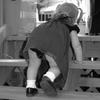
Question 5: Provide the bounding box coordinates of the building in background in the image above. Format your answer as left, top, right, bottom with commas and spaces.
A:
0, 0, 91, 35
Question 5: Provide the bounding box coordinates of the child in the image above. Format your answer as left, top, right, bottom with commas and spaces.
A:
22, 2, 83, 97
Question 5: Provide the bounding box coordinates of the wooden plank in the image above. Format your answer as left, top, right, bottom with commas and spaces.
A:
78, 34, 100, 41
0, 59, 27, 67
78, 35, 91, 41
0, 86, 99, 100
0, 59, 100, 69
69, 61, 100, 69
78, 78, 100, 87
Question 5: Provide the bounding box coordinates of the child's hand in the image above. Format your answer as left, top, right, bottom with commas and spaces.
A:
73, 60, 83, 64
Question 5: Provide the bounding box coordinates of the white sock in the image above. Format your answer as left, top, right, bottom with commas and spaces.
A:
44, 71, 56, 82
26, 80, 37, 88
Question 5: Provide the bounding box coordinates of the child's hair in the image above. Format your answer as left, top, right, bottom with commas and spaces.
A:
52, 3, 80, 26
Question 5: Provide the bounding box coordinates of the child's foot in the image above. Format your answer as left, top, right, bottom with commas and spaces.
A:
40, 76, 57, 97
26, 88, 38, 97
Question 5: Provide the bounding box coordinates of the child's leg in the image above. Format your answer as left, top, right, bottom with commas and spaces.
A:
44, 54, 60, 82
40, 54, 60, 96
26, 49, 41, 88
26, 49, 41, 96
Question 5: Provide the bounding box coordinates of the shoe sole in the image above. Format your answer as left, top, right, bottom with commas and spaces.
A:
26, 89, 38, 97
26, 92, 38, 97
40, 80, 57, 96
26, 94, 35, 97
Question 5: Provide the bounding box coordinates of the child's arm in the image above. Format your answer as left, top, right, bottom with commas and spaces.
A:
70, 30, 82, 62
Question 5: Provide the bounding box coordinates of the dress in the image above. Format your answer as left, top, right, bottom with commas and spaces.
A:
22, 19, 79, 89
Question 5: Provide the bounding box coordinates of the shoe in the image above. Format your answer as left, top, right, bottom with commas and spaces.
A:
26, 88, 38, 97
40, 76, 57, 97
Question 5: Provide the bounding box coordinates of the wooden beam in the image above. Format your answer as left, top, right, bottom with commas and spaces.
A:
0, 59, 100, 69
0, 59, 27, 67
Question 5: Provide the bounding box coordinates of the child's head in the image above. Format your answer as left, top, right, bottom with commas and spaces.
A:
53, 3, 81, 26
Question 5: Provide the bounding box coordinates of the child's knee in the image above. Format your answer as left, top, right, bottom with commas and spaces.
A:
45, 54, 61, 75
45, 54, 57, 67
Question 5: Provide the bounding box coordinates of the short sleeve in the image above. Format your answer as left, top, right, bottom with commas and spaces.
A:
68, 25, 80, 33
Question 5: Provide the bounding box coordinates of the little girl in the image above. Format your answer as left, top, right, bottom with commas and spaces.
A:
22, 2, 83, 97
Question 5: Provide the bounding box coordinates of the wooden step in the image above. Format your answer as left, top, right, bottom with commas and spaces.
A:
0, 86, 100, 100
0, 59, 100, 69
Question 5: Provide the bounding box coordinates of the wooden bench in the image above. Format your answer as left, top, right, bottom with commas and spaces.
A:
0, 59, 100, 88
0, 59, 100, 100
1, 59, 100, 87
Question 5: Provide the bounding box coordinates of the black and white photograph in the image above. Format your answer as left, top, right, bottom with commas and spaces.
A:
1, 0, 100, 100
